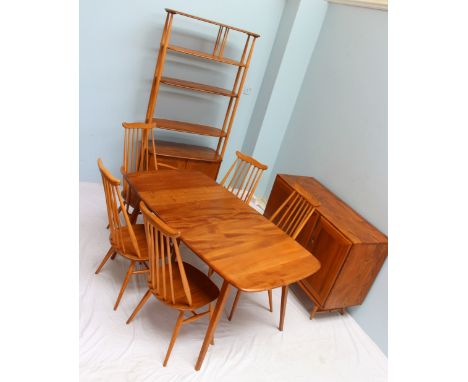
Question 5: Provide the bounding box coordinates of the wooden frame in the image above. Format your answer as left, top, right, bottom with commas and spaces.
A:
126, 201, 219, 367
143, 9, 260, 179
95, 159, 149, 310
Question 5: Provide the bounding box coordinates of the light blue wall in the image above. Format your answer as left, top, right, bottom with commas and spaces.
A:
80, 0, 285, 181
269, 4, 388, 354
245, 0, 328, 197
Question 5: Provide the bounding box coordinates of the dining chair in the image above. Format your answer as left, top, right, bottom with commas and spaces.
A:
95, 158, 149, 310
207, 150, 268, 279
120, 122, 176, 219
126, 201, 220, 367
227, 184, 320, 324
220, 150, 268, 204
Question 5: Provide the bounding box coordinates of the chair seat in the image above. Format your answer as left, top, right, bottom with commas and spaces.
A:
151, 262, 219, 310
111, 224, 148, 261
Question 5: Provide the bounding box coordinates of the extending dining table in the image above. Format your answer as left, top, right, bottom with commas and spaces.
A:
125, 169, 321, 370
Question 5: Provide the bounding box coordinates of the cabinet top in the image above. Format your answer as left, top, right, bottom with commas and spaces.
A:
278, 174, 387, 244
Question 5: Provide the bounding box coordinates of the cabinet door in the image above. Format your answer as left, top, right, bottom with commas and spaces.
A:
301, 216, 352, 304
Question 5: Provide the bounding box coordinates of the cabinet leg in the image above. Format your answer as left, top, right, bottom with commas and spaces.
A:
310, 305, 319, 320
339, 308, 346, 315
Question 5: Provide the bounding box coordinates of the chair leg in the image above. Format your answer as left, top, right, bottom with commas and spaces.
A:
279, 285, 289, 331
207, 268, 214, 277
209, 303, 214, 345
111, 252, 117, 260
163, 311, 185, 367
126, 289, 152, 324
228, 289, 242, 321
267, 289, 273, 312
310, 305, 319, 319
95, 247, 114, 274
114, 261, 135, 311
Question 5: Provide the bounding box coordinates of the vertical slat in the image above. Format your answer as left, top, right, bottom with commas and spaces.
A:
292, 207, 316, 240
235, 161, 250, 197
219, 155, 237, 187
155, 230, 160, 294
219, 28, 229, 58
226, 158, 242, 190
173, 238, 192, 306
160, 230, 166, 300
166, 237, 175, 304
276, 193, 300, 228
287, 197, 307, 236
245, 168, 261, 203
213, 26, 223, 56
239, 166, 256, 201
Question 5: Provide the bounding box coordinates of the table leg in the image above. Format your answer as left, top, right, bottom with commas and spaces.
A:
195, 280, 231, 371
279, 285, 289, 331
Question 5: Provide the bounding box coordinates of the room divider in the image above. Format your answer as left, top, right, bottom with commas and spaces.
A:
144, 8, 259, 179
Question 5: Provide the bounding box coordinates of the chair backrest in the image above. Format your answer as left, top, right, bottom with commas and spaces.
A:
220, 151, 268, 204
269, 184, 321, 240
97, 158, 142, 258
122, 122, 159, 175
140, 201, 192, 307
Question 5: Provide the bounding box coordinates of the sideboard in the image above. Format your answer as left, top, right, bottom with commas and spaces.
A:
264, 174, 388, 318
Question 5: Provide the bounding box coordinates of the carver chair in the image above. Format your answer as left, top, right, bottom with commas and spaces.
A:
126, 201, 220, 367
95, 159, 149, 310
228, 184, 320, 327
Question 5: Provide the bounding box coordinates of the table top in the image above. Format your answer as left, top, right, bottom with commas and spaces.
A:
126, 170, 321, 292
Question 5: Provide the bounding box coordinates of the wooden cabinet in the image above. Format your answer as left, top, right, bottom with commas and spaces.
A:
264, 174, 388, 318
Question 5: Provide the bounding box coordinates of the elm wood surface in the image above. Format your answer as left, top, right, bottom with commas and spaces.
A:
144, 9, 259, 179
152, 118, 226, 137
96, 159, 149, 310
125, 170, 321, 370
264, 174, 388, 317
167, 44, 244, 67
160, 76, 237, 97
127, 202, 219, 366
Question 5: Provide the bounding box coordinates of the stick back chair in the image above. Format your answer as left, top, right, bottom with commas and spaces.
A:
126, 201, 220, 367
220, 150, 268, 204
228, 184, 320, 323
121, 122, 176, 215
95, 159, 149, 310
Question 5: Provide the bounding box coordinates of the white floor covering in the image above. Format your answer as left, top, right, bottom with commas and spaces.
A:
80, 181, 387, 381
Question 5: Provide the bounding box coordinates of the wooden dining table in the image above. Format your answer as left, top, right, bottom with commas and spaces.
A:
125, 169, 321, 370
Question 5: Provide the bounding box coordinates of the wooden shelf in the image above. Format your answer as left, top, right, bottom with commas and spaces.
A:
167, 45, 244, 67
160, 76, 237, 97
153, 118, 226, 137
152, 140, 222, 163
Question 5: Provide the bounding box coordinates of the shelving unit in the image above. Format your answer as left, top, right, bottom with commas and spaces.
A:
145, 8, 259, 179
